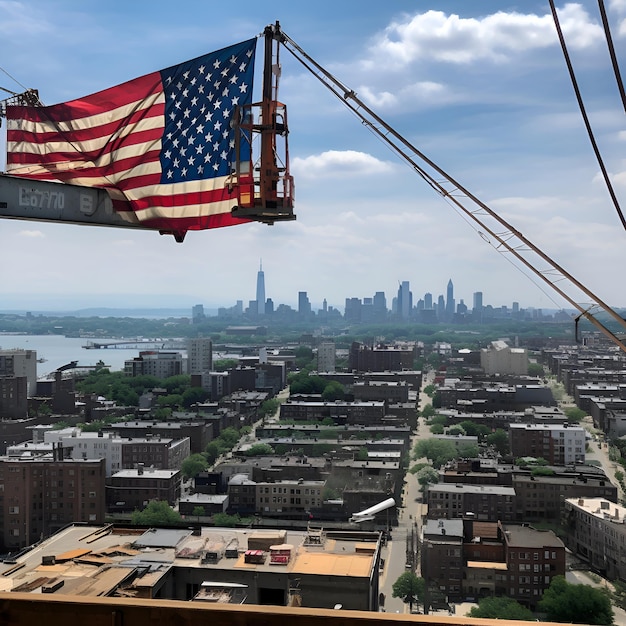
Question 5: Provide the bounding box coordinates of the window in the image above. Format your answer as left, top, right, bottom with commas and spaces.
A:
9, 506, 18, 514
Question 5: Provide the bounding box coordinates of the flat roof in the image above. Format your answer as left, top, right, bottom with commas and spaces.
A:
0, 524, 380, 596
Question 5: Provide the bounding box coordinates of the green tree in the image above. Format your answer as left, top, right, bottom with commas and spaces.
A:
430, 423, 444, 434
413, 438, 458, 468
213, 358, 238, 371
528, 362, 545, 376
486, 428, 510, 456
468, 596, 535, 620
415, 466, 439, 491
459, 420, 490, 438
447, 424, 466, 436
212, 512, 241, 527
244, 443, 275, 456
181, 453, 209, 479
182, 386, 209, 408
321, 381, 346, 401
355, 447, 368, 461
421, 404, 436, 419
259, 398, 280, 419
192, 506, 205, 520
131, 500, 182, 526
564, 407, 586, 423
423, 384, 437, 397
392, 572, 425, 613
538, 575, 614, 625
157, 393, 184, 408
219, 427, 241, 449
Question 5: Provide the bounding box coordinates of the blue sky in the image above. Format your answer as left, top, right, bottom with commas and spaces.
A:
1, 0, 626, 313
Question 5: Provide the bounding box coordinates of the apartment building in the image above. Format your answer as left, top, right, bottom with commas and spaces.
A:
0, 454, 105, 550
509, 423, 586, 465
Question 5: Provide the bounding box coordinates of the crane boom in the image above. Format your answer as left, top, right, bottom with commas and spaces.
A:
275, 26, 626, 353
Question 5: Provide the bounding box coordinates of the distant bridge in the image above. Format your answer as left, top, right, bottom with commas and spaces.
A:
82, 339, 186, 350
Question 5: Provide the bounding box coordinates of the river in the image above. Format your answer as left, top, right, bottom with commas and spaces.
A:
0, 334, 166, 377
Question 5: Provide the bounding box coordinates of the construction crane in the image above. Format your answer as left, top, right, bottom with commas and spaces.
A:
0, 24, 294, 242
269, 24, 626, 354
2, 21, 626, 352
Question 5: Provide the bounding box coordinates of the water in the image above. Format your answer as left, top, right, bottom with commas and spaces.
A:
0, 334, 153, 377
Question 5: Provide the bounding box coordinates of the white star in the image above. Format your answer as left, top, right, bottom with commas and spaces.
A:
222, 87, 229, 97
176, 81, 183, 90
182, 88, 189, 98
198, 165, 204, 174
204, 153, 211, 163
190, 77, 197, 86
198, 64, 205, 74
196, 145, 204, 154
173, 138, 180, 148
213, 163, 219, 171
169, 112, 176, 121
181, 166, 188, 176
174, 100, 181, 110
239, 83, 248, 93
198, 84, 205, 94
173, 157, 180, 168
213, 59, 221, 69
191, 97, 198, 107
188, 156, 195, 166
188, 135, 196, 145
196, 124, 204, 134
180, 147, 187, 156
220, 149, 228, 160
164, 149, 172, 159
205, 132, 213, 142
213, 99, 222, 110
239, 62, 247, 72
231, 96, 240, 106
183, 108, 191, 119
222, 107, 231, 118
167, 170, 173, 178
230, 75, 239, 84
183, 70, 190, 79
214, 121, 222, 131
229, 54, 237, 64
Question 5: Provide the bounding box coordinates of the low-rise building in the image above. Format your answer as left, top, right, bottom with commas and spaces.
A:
106, 466, 181, 510
563, 497, 626, 581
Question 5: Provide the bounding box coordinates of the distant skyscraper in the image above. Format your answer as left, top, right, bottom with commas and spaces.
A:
317, 341, 336, 373
445, 279, 455, 320
397, 281, 412, 319
256, 260, 266, 316
298, 291, 311, 317
473, 291, 483, 311
187, 337, 212, 374
473, 291, 483, 322
424, 292, 433, 309
191, 304, 205, 324
373, 291, 387, 317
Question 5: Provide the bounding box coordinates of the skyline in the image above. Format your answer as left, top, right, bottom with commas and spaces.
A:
1, 1, 626, 312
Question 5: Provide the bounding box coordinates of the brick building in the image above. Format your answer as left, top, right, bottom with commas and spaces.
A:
0, 454, 105, 550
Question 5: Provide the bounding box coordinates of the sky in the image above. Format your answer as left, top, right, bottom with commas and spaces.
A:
1, 1, 626, 314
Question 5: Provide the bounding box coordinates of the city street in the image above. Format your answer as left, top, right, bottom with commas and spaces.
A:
379, 370, 435, 614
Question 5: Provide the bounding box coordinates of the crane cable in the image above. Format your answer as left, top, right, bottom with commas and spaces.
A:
548, 0, 626, 232
597, 0, 626, 115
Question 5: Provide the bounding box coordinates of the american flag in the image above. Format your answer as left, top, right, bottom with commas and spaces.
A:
6, 38, 257, 236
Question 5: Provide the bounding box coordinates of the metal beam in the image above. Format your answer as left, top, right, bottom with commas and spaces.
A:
0, 174, 151, 231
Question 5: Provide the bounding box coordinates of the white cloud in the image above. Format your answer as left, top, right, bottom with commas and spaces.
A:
0, 1, 50, 36
610, 0, 626, 13
18, 230, 44, 238
368, 5, 602, 68
292, 150, 394, 179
